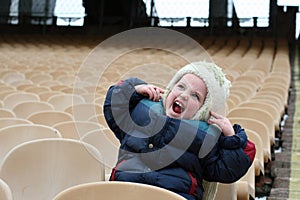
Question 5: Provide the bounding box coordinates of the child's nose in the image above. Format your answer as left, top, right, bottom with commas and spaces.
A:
180, 92, 188, 100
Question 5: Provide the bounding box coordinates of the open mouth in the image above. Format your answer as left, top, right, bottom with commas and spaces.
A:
172, 100, 184, 114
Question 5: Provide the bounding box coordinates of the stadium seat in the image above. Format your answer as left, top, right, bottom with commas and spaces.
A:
53, 121, 104, 139
0, 178, 12, 200
0, 108, 16, 118
239, 101, 281, 132
12, 101, 54, 118
0, 118, 32, 129
64, 103, 102, 121
0, 138, 104, 200
53, 181, 186, 200
229, 117, 271, 163
215, 183, 237, 200
2, 92, 40, 109
80, 129, 120, 180
227, 107, 275, 146
0, 124, 61, 164
27, 110, 73, 126
47, 94, 85, 111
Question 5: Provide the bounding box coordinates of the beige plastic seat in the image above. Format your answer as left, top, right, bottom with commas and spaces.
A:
236, 163, 255, 200
2, 71, 25, 85
23, 85, 51, 95
13, 101, 54, 118
0, 138, 105, 200
50, 85, 71, 92
251, 94, 285, 116
227, 93, 242, 108
243, 129, 264, 176
81, 129, 120, 179
15, 83, 35, 91
29, 74, 53, 84
53, 181, 186, 200
47, 94, 85, 111
0, 178, 12, 200
239, 101, 281, 132
2, 92, 40, 109
0, 109, 16, 118
259, 85, 289, 108
56, 75, 76, 85
54, 121, 104, 139
0, 124, 61, 164
38, 91, 64, 102
0, 118, 32, 129
226, 98, 235, 112
227, 107, 275, 146
215, 183, 237, 200
64, 103, 102, 121
229, 117, 271, 163
27, 111, 73, 126
88, 114, 108, 128
0, 91, 16, 101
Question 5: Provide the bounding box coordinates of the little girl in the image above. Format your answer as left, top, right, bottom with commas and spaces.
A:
103, 61, 256, 200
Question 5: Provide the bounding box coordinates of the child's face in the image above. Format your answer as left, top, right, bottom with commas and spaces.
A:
165, 74, 207, 120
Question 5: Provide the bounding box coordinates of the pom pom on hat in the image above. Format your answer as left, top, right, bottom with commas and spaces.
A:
163, 61, 231, 121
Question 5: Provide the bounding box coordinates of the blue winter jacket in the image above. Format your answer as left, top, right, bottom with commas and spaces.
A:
103, 78, 255, 200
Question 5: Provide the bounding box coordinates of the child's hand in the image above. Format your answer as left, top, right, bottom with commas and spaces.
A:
135, 84, 165, 102
208, 111, 235, 136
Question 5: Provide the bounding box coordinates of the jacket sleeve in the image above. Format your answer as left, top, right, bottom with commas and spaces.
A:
103, 78, 147, 141
202, 124, 256, 183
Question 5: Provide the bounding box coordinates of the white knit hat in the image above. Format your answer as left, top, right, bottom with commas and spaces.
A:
163, 61, 231, 121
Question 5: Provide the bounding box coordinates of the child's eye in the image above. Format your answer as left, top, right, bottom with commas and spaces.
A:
192, 93, 200, 101
177, 84, 184, 90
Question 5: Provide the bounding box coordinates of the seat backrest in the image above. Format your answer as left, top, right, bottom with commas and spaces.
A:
0, 118, 32, 129
80, 129, 120, 176
227, 106, 275, 145
47, 94, 85, 111
64, 103, 102, 121
0, 124, 61, 164
0, 138, 105, 200
27, 110, 73, 126
13, 101, 54, 118
215, 183, 237, 200
239, 100, 281, 131
229, 117, 271, 162
0, 178, 13, 200
0, 109, 16, 118
3, 92, 40, 109
243, 129, 264, 176
53, 181, 186, 200
54, 121, 103, 139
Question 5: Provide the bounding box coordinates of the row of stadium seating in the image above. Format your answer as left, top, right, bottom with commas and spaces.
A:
0, 34, 291, 200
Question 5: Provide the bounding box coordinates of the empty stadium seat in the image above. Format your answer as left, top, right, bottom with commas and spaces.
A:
0, 138, 105, 200
12, 101, 54, 118
0, 108, 16, 118
0, 178, 12, 200
80, 129, 120, 179
0, 124, 61, 164
54, 121, 104, 139
47, 94, 85, 111
53, 181, 186, 200
64, 103, 102, 121
2, 92, 40, 109
0, 118, 33, 129
27, 110, 73, 126
229, 117, 271, 163
227, 107, 275, 146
